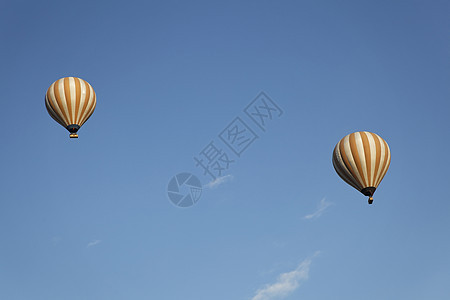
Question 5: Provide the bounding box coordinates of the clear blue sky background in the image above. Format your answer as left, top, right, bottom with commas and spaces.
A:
1, 0, 449, 299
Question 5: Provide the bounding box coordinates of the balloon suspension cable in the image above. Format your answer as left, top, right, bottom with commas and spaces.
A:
368, 197, 373, 205
67, 124, 80, 139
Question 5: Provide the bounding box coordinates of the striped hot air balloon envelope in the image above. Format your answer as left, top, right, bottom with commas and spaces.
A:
45, 77, 96, 138
332, 131, 391, 204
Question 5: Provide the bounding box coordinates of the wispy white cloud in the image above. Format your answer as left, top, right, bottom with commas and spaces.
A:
86, 240, 101, 248
303, 198, 333, 220
204, 175, 233, 189
252, 252, 320, 300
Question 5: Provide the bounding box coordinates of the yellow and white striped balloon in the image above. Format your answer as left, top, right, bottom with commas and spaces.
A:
45, 77, 96, 138
332, 131, 391, 204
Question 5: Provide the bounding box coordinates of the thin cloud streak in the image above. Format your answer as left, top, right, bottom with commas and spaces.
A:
303, 198, 333, 220
251, 252, 320, 300
86, 240, 101, 248
204, 175, 233, 189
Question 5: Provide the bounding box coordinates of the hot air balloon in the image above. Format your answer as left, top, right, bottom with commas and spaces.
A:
45, 77, 96, 138
332, 131, 391, 204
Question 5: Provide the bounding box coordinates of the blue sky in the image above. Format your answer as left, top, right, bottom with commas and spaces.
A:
1, 0, 449, 299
